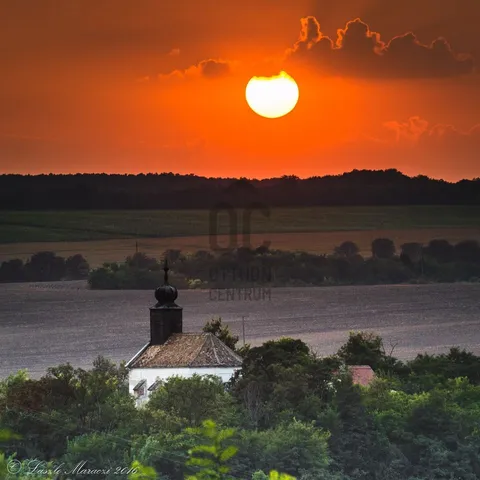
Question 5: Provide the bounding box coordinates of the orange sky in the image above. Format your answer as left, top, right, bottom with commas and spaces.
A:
1, 0, 479, 180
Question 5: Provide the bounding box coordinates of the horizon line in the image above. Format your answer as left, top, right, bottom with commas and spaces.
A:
1, 168, 479, 184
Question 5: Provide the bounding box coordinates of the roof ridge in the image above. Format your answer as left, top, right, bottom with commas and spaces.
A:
188, 333, 210, 366
210, 334, 221, 364
207, 334, 244, 363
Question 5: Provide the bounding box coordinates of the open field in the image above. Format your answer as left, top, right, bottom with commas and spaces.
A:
1, 281, 480, 378
2, 228, 480, 267
1, 206, 480, 243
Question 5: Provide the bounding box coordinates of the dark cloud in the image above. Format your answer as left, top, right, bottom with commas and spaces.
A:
287, 16, 475, 78
198, 59, 231, 78
160, 59, 232, 80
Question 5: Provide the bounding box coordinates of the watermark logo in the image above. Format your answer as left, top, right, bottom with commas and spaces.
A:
206, 181, 274, 301
6, 459, 21, 475
209, 201, 271, 251
7, 459, 138, 477
208, 265, 273, 284
208, 179, 271, 251
209, 286, 271, 302
208, 263, 273, 301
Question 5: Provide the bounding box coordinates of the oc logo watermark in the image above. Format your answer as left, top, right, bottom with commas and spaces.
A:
209, 201, 271, 252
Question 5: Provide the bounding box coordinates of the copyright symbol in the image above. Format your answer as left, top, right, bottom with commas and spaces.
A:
7, 459, 22, 474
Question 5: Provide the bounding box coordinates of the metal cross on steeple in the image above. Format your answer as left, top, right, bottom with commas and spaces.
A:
163, 257, 169, 285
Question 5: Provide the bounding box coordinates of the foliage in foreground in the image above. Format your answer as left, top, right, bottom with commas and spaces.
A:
2, 331, 480, 479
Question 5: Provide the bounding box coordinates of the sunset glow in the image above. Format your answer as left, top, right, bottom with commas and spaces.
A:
245, 72, 299, 119
0, 1, 479, 180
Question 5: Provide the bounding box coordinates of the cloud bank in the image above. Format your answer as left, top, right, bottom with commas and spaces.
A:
287, 17, 475, 78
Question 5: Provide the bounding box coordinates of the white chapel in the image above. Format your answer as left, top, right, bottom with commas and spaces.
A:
126, 260, 243, 405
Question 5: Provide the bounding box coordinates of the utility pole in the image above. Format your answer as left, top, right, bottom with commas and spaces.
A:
242, 315, 246, 346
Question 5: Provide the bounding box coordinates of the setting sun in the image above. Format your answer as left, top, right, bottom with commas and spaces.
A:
245, 71, 299, 119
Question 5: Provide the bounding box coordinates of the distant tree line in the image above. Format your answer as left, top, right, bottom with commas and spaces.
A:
2, 238, 479, 286
1, 169, 480, 210
0, 252, 89, 282
3, 327, 480, 478
88, 238, 480, 289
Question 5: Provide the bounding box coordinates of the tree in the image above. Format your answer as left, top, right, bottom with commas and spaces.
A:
203, 317, 239, 351
337, 331, 384, 368
328, 382, 407, 479
24, 252, 66, 281
334, 241, 360, 257
0, 376, 70, 459
336, 331, 407, 375
65, 254, 90, 279
87, 266, 118, 289
0, 357, 131, 460
126, 252, 159, 270
408, 347, 480, 385
61, 432, 131, 478
424, 239, 454, 263
371, 238, 395, 259
164, 249, 183, 265
127, 421, 297, 480
255, 245, 270, 255
232, 339, 339, 428
454, 240, 480, 263
400, 242, 423, 265
0, 259, 26, 282
147, 375, 230, 427
233, 421, 329, 478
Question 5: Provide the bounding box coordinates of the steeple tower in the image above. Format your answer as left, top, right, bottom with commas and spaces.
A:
150, 258, 183, 345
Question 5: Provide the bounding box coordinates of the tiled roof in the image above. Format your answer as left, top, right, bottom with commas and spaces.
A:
349, 365, 375, 386
128, 333, 243, 369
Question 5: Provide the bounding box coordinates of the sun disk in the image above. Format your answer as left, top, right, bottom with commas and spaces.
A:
245, 71, 299, 119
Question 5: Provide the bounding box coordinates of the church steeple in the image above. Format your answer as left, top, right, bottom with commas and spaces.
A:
154, 258, 179, 307
150, 256, 183, 345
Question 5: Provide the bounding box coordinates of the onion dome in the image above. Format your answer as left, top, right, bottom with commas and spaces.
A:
154, 258, 178, 306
